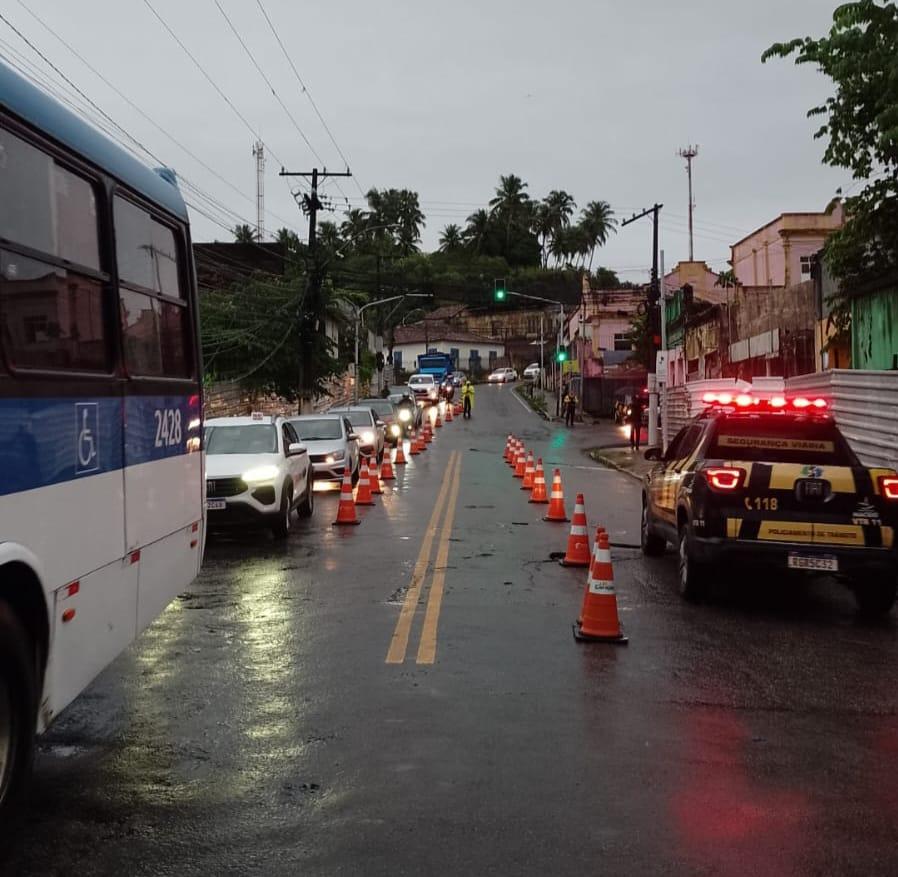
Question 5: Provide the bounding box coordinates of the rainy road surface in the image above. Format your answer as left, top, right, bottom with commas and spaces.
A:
6, 385, 898, 876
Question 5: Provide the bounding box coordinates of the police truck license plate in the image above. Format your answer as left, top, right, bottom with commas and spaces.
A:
787, 553, 838, 572
206, 499, 226, 511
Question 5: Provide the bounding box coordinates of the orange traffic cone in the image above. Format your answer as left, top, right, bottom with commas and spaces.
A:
446, 404, 453, 422
435, 410, 443, 427
503, 435, 514, 462
543, 469, 569, 521
529, 458, 548, 503
355, 458, 376, 505
416, 428, 427, 452
514, 447, 527, 478
560, 495, 591, 565
333, 468, 360, 526
381, 452, 396, 481
424, 422, 433, 444
577, 525, 606, 621
574, 533, 627, 644
409, 430, 421, 456
369, 456, 383, 494
395, 440, 407, 465
521, 451, 535, 490
510, 440, 522, 467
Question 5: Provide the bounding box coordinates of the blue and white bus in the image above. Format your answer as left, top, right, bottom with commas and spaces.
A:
0, 59, 204, 816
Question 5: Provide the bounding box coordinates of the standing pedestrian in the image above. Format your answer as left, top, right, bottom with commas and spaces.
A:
629, 392, 644, 451
564, 391, 577, 427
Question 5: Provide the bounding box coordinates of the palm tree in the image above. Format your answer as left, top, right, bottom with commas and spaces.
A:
317, 220, 342, 256
579, 200, 617, 271
439, 223, 463, 252
233, 223, 256, 243
549, 226, 575, 268
341, 209, 371, 249
489, 174, 530, 250
543, 190, 576, 230
715, 269, 737, 288
463, 209, 491, 255
531, 202, 554, 268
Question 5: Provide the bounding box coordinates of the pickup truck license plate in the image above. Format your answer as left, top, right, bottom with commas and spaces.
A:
787, 553, 838, 572
205, 499, 226, 511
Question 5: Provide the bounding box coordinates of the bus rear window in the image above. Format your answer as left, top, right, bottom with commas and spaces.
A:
707, 416, 857, 465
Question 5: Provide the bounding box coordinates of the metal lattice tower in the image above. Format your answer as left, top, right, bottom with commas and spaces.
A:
677, 145, 699, 261
253, 141, 265, 241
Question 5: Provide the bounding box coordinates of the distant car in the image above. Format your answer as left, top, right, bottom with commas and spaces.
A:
328, 406, 386, 462
523, 362, 542, 380
205, 414, 314, 538
288, 414, 360, 484
451, 372, 467, 387
487, 367, 517, 384
388, 392, 423, 434
360, 398, 403, 445
408, 373, 439, 404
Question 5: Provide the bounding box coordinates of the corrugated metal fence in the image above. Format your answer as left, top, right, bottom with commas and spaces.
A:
785, 370, 898, 469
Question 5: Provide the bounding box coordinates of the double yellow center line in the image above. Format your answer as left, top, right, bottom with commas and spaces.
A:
386, 449, 462, 665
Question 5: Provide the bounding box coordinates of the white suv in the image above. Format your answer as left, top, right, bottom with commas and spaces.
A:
205, 414, 314, 538
488, 367, 517, 383
408, 374, 439, 403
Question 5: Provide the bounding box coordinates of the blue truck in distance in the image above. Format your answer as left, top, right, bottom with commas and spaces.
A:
417, 352, 454, 399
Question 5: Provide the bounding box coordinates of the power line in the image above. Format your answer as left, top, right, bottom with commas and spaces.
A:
9, 0, 300, 233
255, 0, 365, 202
213, 0, 325, 166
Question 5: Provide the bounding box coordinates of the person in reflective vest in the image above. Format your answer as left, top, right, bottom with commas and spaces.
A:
462, 380, 475, 419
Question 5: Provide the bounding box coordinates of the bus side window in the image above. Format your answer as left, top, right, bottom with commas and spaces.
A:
115, 194, 191, 379
0, 125, 109, 372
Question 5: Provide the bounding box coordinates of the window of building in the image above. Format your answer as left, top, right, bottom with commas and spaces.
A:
115, 195, 190, 377
393, 350, 402, 370
488, 350, 497, 366
613, 332, 631, 351
449, 347, 459, 367
800, 255, 813, 277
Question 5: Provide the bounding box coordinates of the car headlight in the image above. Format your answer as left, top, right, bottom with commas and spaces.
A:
361, 430, 375, 444
242, 464, 279, 484
429, 389, 438, 399
390, 424, 401, 437
324, 450, 345, 464
398, 408, 411, 422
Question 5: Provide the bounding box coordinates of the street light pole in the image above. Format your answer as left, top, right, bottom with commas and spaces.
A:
354, 294, 430, 403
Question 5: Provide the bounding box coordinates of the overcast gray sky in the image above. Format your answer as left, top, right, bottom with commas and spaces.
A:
1, 0, 846, 279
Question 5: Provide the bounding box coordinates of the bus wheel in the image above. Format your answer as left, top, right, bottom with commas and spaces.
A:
0, 601, 37, 832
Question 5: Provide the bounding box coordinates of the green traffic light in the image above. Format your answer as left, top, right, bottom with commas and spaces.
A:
495, 288, 506, 301
556, 350, 567, 363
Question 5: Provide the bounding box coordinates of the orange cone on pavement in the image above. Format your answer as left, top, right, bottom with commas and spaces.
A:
369, 456, 384, 494
560, 495, 591, 565
416, 428, 427, 452
543, 469, 569, 521
395, 440, 407, 465
521, 451, 535, 490
503, 435, 513, 462
332, 468, 361, 526
424, 422, 433, 443
355, 458, 376, 505
381, 453, 396, 480
514, 447, 527, 478
409, 430, 420, 455
446, 404, 453, 422
435, 409, 443, 427
510, 439, 522, 467
574, 533, 628, 644
529, 458, 548, 503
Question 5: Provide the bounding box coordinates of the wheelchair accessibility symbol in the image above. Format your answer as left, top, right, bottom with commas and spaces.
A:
75, 402, 100, 474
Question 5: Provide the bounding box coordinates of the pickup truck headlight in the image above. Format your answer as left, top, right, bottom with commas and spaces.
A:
361, 430, 375, 445
242, 464, 279, 484
398, 408, 411, 422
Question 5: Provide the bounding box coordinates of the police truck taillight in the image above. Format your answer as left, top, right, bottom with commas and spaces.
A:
879, 476, 898, 500
702, 467, 746, 492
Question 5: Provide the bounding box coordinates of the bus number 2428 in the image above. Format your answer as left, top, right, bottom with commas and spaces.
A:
154, 408, 182, 447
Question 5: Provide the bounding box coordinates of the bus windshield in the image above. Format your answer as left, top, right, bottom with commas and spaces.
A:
205, 425, 277, 454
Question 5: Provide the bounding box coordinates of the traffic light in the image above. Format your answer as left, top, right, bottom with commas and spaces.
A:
556, 349, 568, 363
494, 278, 506, 301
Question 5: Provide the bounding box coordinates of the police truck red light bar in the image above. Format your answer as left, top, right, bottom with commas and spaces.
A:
703, 467, 745, 491
770, 396, 787, 408
735, 394, 753, 407
879, 476, 898, 500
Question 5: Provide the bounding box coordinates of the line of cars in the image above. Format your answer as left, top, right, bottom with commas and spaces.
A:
204, 395, 416, 539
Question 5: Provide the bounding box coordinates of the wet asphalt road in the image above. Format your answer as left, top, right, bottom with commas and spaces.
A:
6, 386, 898, 876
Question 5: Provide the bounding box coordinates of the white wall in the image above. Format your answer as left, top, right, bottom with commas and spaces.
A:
392, 339, 506, 374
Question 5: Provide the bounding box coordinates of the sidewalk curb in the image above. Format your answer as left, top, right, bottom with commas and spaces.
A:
513, 386, 550, 420
589, 451, 645, 484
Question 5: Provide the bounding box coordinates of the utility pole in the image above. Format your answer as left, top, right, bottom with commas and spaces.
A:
677, 145, 699, 261
253, 141, 265, 241
279, 166, 353, 412
621, 203, 663, 447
